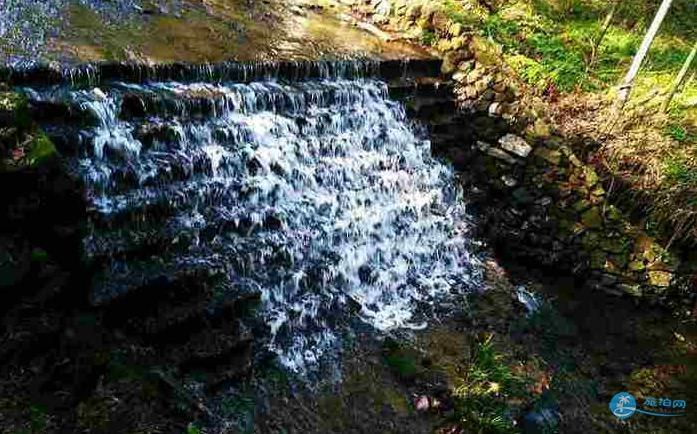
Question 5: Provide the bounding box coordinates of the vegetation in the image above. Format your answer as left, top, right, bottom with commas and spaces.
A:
387, 0, 696, 244
451, 335, 525, 433
0, 90, 57, 171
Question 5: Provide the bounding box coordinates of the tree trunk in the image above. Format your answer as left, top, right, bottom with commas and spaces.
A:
590, 0, 620, 68
614, 0, 673, 111
662, 41, 697, 112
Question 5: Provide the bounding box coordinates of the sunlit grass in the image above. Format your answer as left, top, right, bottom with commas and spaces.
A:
451, 335, 525, 433
480, 1, 692, 92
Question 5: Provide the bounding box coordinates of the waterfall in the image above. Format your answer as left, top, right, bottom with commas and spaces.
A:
24, 61, 481, 373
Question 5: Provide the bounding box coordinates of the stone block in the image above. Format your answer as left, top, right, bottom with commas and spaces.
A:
498, 134, 532, 158
485, 147, 519, 165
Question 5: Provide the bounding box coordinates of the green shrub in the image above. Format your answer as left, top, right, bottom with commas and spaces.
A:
384, 352, 421, 379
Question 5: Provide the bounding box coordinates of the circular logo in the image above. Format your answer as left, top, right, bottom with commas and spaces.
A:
609, 392, 637, 419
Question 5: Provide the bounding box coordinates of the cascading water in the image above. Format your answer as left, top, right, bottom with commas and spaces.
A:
23, 61, 481, 373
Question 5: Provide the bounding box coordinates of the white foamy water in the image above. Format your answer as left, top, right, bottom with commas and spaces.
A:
29, 75, 481, 373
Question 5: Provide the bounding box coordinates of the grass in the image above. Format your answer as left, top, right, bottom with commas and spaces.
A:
451, 335, 526, 433
442, 0, 486, 27
666, 122, 696, 144
481, 3, 693, 92
420, 29, 437, 46
664, 157, 697, 186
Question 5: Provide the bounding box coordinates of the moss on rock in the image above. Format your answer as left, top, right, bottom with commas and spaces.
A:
1, 89, 58, 171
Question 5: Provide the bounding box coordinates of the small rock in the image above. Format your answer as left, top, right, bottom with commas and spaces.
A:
476, 141, 491, 151
535, 196, 552, 207
501, 174, 518, 187
414, 395, 430, 411
492, 80, 507, 93
568, 154, 582, 167
92, 88, 107, 101
485, 147, 519, 165
442, 51, 469, 74
452, 71, 466, 82
374, 0, 392, 17
498, 134, 532, 158
516, 286, 541, 315
474, 78, 489, 94
465, 68, 481, 84
603, 259, 621, 275
430, 10, 450, 33
618, 284, 642, 297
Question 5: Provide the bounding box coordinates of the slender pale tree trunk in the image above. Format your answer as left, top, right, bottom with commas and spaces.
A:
614, 0, 673, 111
662, 41, 697, 112
590, 0, 620, 68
